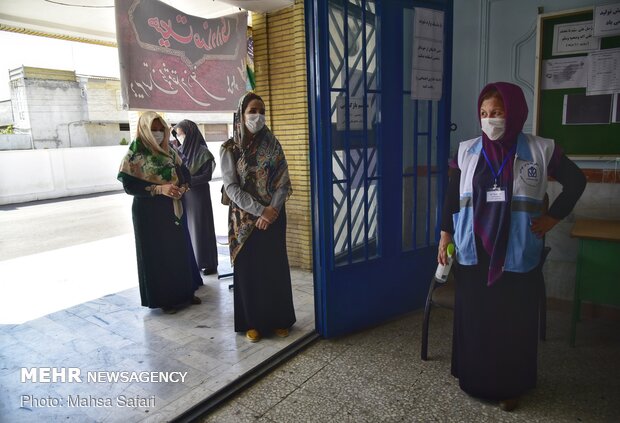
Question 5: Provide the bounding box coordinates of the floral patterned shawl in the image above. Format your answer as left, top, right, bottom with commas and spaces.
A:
223, 92, 292, 263
118, 111, 185, 221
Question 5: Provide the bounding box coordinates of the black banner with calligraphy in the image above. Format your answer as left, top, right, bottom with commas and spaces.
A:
115, 0, 247, 111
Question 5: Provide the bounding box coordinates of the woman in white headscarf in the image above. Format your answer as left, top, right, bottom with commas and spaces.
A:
118, 111, 202, 314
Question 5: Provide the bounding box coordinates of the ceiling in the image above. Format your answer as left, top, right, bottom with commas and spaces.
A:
0, 0, 294, 44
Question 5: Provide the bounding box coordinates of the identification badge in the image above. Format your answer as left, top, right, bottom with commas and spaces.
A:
486, 187, 506, 202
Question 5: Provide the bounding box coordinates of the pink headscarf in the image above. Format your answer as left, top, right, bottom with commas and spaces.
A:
474, 82, 528, 285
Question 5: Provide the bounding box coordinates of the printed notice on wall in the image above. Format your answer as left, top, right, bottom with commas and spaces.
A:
542, 57, 587, 90
552, 21, 599, 56
587, 48, 620, 96
594, 3, 620, 37
336, 96, 368, 131
411, 7, 444, 101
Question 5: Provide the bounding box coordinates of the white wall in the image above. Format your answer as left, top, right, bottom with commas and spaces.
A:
0, 146, 126, 205
78, 77, 127, 123
450, 0, 619, 152
67, 122, 129, 147
0, 100, 12, 126
0, 134, 32, 150
26, 79, 83, 149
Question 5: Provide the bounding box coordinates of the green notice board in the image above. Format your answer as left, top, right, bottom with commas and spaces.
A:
537, 9, 620, 155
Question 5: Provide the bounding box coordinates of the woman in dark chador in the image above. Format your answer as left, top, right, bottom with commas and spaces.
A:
172, 120, 218, 276
221, 92, 296, 343
118, 111, 201, 314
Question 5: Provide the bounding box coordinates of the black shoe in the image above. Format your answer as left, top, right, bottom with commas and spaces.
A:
202, 268, 217, 275
191, 296, 202, 305
499, 398, 518, 412
162, 307, 177, 314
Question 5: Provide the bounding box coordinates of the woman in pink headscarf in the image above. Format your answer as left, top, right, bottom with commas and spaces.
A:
439, 82, 585, 411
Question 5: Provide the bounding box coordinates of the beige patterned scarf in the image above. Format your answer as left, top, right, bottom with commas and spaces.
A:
223, 92, 292, 263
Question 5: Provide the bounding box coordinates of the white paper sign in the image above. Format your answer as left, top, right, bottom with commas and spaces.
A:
411, 7, 444, 101
336, 96, 368, 131
411, 71, 443, 102
541, 57, 588, 90
413, 38, 443, 72
552, 21, 600, 55
413, 8, 444, 40
587, 48, 620, 96
594, 3, 620, 37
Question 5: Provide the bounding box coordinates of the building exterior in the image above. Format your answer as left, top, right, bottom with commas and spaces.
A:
8, 66, 129, 149
4, 66, 233, 149
0, 99, 12, 128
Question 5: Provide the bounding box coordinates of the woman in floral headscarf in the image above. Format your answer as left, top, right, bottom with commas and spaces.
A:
439, 82, 585, 411
118, 111, 202, 314
220, 92, 295, 343
172, 120, 218, 275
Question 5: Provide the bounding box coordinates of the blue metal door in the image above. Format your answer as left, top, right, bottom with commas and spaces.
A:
306, 0, 453, 337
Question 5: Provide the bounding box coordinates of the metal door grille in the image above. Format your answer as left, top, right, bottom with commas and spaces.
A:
328, 0, 380, 267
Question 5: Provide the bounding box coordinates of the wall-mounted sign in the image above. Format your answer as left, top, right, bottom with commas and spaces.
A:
594, 3, 620, 37
411, 7, 444, 101
552, 21, 599, 56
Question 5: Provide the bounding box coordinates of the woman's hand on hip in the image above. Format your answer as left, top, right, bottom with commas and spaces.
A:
438, 231, 453, 265
530, 214, 559, 238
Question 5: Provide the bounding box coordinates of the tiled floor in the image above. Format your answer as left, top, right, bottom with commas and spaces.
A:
202, 307, 620, 423
0, 269, 315, 422
2, 193, 619, 422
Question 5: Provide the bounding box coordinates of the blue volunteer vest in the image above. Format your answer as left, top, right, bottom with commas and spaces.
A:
453, 133, 554, 272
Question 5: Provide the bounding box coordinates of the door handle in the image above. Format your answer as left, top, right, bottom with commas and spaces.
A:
450, 123, 458, 132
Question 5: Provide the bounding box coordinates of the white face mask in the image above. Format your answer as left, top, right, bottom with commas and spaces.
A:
152, 131, 165, 144
481, 118, 505, 141
245, 113, 266, 134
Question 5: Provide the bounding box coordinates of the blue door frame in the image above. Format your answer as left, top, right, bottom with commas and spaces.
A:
306, 0, 453, 338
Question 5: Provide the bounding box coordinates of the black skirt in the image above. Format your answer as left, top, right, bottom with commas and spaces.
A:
233, 207, 296, 333
131, 196, 198, 309
451, 245, 540, 401
184, 182, 218, 271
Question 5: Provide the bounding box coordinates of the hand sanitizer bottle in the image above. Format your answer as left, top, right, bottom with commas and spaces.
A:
435, 243, 455, 282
